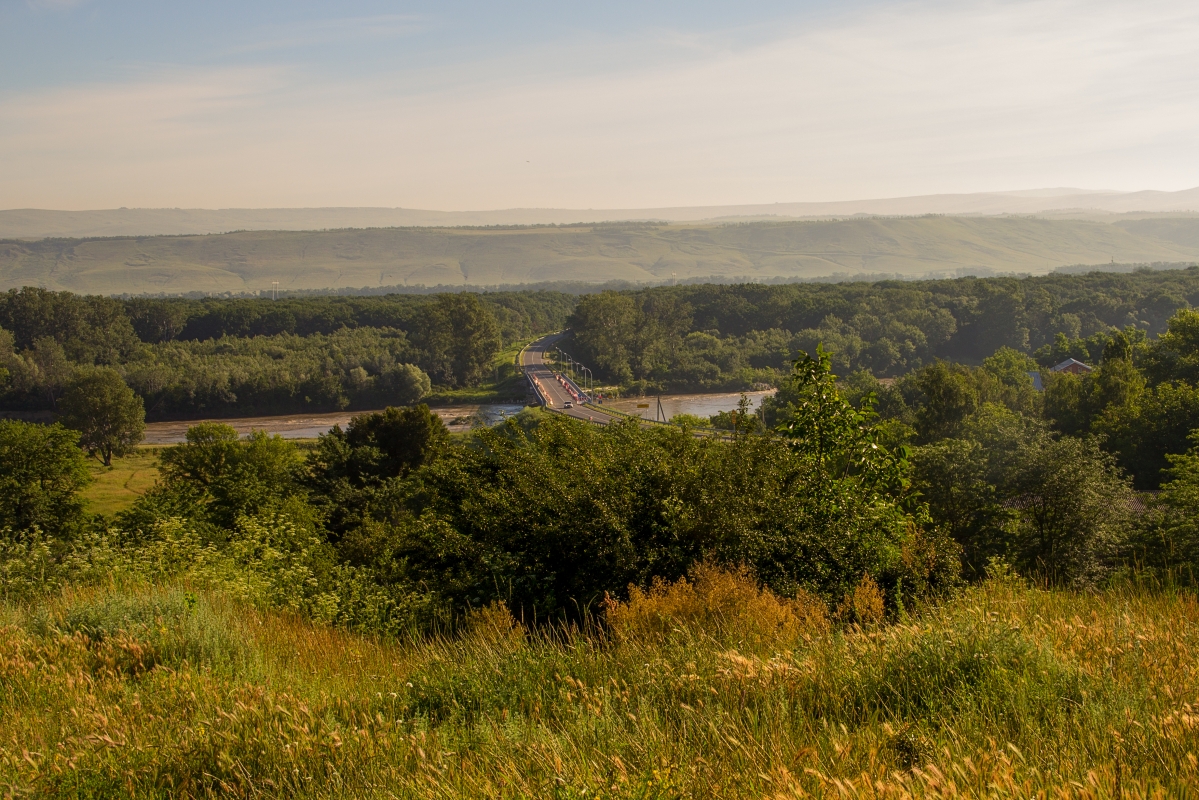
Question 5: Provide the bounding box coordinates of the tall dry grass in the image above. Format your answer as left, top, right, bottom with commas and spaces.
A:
2, 569, 1198, 798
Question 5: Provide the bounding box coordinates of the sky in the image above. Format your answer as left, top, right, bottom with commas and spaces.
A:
1, 0, 1198, 211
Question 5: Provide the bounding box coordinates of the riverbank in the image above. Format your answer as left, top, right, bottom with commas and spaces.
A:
141, 404, 528, 444
604, 390, 775, 421
139, 391, 775, 444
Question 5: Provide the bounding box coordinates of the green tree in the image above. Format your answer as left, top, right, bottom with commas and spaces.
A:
58, 368, 146, 466
0, 420, 90, 537
414, 294, 502, 388
305, 405, 449, 537
979, 347, 1041, 415
1096, 381, 1199, 488
28, 336, 73, 407
124, 297, 189, 343
378, 363, 431, 405
709, 394, 761, 435
1091, 355, 1146, 413
152, 423, 304, 528
917, 403, 1134, 584
912, 437, 1010, 579
913, 361, 978, 443
570, 291, 636, 383
384, 410, 955, 621
340, 405, 449, 480
1042, 370, 1091, 436
1002, 435, 1133, 585
1134, 431, 1199, 579
1144, 308, 1199, 385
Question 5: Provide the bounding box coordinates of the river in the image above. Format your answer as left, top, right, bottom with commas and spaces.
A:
141, 391, 777, 444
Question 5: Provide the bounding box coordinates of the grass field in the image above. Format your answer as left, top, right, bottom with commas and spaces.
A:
4, 217, 1199, 294
2, 568, 1197, 797
80, 448, 163, 516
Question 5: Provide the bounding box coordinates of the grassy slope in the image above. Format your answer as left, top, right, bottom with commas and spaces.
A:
79, 448, 162, 516
4, 217, 1199, 295
2, 572, 1197, 797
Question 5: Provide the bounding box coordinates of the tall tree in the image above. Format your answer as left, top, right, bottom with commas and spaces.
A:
378, 363, 432, 405
569, 291, 636, 383
913, 361, 979, 443
1003, 435, 1133, 585
29, 337, 74, 407
414, 295, 501, 388
58, 368, 146, 466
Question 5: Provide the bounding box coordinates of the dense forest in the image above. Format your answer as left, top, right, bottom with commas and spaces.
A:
0, 289, 574, 418
568, 266, 1199, 389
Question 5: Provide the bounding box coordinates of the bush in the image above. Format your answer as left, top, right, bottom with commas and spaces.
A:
604, 563, 828, 646
0, 420, 90, 537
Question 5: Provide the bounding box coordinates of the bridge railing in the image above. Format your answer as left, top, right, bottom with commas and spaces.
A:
518, 338, 554, 407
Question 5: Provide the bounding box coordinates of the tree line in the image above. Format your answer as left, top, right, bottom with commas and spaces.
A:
568, 267, 1199, 391
0, 288, 574, 418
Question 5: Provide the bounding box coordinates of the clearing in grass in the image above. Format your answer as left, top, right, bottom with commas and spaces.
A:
80, 447, 162, 516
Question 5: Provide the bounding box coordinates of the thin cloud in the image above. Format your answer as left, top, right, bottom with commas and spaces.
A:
2, 0, 1198, 209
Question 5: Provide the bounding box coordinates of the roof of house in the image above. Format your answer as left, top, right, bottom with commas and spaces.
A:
1051, 358, 1093, 373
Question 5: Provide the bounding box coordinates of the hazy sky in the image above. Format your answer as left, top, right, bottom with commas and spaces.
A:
2, 0, 1198, 210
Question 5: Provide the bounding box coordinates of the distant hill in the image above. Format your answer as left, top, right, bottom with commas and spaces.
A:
3, 216, 1199, 295
3, 187, 1199, 239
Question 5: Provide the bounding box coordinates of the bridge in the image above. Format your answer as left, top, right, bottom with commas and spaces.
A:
519, 332, 624, 425
518, 332, 738, 436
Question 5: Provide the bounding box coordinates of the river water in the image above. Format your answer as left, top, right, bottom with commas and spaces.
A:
141, 391, 776, 444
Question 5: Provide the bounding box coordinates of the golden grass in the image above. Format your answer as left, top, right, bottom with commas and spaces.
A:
79, 447, 163, 516
3, 571, 1199, 797
605, 562, 830, 645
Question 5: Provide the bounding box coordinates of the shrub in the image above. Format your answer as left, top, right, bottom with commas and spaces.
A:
0, 420, 90, 537
604, 563, 828, 647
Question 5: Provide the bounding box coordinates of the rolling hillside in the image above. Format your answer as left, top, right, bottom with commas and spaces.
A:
3, 216, 1199, 295
4, 187, 1199, 238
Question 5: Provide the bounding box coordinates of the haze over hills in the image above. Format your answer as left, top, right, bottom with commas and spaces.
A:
4, 188, 1199, 240
3, 215, 1199, 295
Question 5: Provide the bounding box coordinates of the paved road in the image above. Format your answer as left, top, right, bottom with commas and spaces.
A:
520, 332, 622, 425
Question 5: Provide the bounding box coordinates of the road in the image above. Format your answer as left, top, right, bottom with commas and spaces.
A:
520, 332, 623, 425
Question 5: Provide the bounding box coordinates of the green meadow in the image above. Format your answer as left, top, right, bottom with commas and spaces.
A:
80, 448, 163, 516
